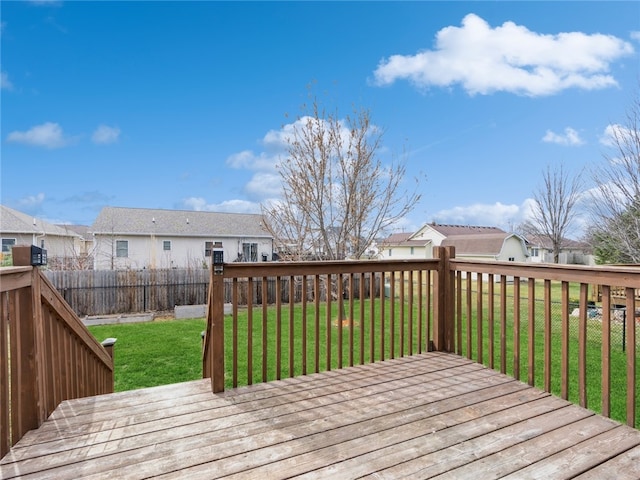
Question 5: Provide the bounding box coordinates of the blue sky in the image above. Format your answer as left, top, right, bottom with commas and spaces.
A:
1, 1, 639, 238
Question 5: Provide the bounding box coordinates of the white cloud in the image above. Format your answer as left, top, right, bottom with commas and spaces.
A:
432, 200, 535, 231
373, 13, 634, 97
1, 72, 13, 90
6, 122, 70, 149
244, 172, 282, 200
91, 124, 121, 145
542, 127, 584, 146
181, 197, 261, 214
599, 123, 631, 147
17, 193, 46, 209
631, 31, 640, 42
226, 150, 278, 171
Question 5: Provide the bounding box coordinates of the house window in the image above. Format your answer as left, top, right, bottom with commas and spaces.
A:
242, 242, 258, 262
116, 240, 128, 258
388, 249, 392, 257
531, 248, 539, 257
508, 257, 515, 262
410, 247, 414, 255
205, 241, 214, 257
163, 240, 171, 251
1, 238, 16, 253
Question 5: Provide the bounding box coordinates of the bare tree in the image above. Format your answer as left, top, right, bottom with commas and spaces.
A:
589, 93, 640, 263
527, 164, 583, 263
262, 98, 421, 261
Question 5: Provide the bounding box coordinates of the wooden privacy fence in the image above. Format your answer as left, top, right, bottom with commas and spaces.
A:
0, 264, 115, 458
45, 269, 377, 317
204, 246, 640, 428
45, 268, 211, 316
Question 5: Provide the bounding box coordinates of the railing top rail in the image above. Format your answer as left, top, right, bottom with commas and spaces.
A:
0, 266, 34, 292
451, 259, 640, 288
223, 259, 440, 278
0, 266, 33, 274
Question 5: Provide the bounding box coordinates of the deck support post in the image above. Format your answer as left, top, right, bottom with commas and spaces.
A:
433, 246, 455, 352
206, 242, 225, 393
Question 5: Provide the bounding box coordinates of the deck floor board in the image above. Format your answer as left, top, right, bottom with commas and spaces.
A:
1, 352, 639, 479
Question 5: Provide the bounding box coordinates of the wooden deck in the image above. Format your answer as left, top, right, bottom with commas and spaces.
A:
2, 352, 640, 479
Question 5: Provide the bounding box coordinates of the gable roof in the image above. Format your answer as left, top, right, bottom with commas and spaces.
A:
58, 224, 91, 239
427, 223, 505, 236
525, 234, 591, 252
0, 205, 81, 238
91, 206, 271, 238
380, 232, 430, 247
441, 233, 521, 256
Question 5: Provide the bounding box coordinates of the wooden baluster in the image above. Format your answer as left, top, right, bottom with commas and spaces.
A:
600, 285, 611, 417
561, 281, 570, 400
528, 279, 536, 387
513, 277, 521, 381
302, 275, 308, 375
488, 274, 494, 369
578, 283, 588, 408
247, 277, 253, 385
544, 279, 552, 392
500, 275, 507, 374
625, 287, 636, 427
276, 276, 282, 380
289, 275, 294, 378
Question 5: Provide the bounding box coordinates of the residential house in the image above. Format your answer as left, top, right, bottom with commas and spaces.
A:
379, 223, 529, 262
526, 234, 594, 265
0, 205, 84, 267
377, 232, 431, 260
91, 206, 274, 270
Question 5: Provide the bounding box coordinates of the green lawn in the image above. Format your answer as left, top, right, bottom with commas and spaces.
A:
89, 318, 206, 392
89, 283, 639, 427
456, 287, 638, 427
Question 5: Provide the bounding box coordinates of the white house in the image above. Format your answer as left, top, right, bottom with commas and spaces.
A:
90, 206, 274, 270
526, 234, 594, 265
379, 223, 529, 262
0, 205, 84, 267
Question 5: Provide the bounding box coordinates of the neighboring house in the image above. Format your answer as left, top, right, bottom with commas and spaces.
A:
526, 234, 594, 265
91, 206, 274, 270
379, 223, 529, 262
377, 232, 431, 260
0, 205, 83, 267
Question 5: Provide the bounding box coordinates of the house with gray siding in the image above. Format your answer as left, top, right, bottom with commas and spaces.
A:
379, 223, 529, 262
0, 205, 84, 267
90, 206, 274, 270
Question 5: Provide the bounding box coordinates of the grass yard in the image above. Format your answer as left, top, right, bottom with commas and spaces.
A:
89, 318, 206, 392
88, 281, 639, 427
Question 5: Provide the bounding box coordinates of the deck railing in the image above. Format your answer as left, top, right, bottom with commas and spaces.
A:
0, 265, 115, 458
203, 256, 442, 392
205, 246, 639, 428
450, 256, 639, 427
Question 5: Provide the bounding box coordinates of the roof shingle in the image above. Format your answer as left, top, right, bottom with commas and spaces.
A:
91, 206, 271, 238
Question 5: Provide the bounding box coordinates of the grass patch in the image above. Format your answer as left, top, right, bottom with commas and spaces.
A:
89, 318, 205, 392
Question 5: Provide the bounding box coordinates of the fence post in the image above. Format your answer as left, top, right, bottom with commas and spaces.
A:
433, 246, 455, 352
208, 243, 225, 393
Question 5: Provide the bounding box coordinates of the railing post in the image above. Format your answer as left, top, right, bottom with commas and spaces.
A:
208, 243, 225, 393
101, 338, 117, 392
433, 246, 455, 352
12, 268, 40, 444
